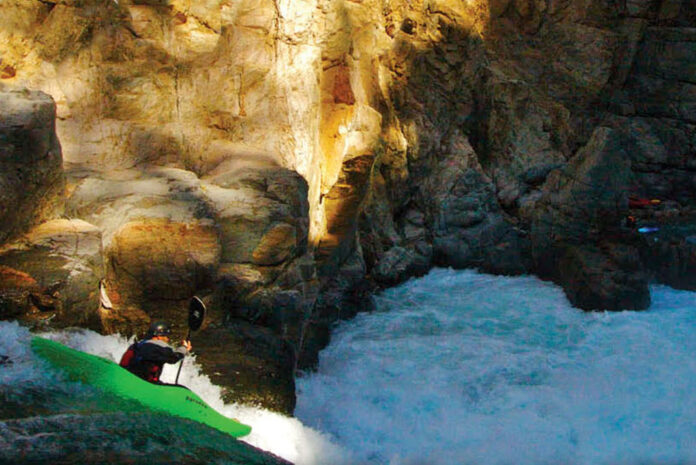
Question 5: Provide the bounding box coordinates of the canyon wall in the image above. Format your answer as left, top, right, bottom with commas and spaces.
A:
1, 0, 694, 413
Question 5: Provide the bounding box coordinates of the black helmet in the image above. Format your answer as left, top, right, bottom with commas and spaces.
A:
146, 321, 171, 338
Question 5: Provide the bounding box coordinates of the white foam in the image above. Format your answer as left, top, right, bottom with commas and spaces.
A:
0, 322, 347, 465
0, 321, 38, 386
296, 268, 696, 465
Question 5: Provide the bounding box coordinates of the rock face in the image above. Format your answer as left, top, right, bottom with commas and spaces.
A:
530, 127, 650, 310
0, 89, 64, 244
0, 0, 695, 414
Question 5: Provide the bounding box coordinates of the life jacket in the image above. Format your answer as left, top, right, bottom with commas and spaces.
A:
119, 341, 163, 383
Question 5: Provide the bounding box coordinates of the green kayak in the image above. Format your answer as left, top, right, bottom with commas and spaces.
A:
31, 336, 252, 438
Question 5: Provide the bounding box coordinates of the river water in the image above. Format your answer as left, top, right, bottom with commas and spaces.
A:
296, 269, 696, 465
2, 268, 696, 464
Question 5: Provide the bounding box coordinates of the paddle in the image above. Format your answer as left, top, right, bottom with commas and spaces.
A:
175, 296, 206, 385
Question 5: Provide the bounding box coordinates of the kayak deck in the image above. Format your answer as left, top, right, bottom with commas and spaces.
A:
31, 336, 252, 438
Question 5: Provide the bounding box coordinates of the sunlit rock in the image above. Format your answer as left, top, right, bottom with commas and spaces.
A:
107, 218, 221, 303
204, 164, 309, 265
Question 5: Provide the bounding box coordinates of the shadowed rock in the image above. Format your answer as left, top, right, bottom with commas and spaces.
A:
0, 89, 64, 244
531, 127, 650, 310
0, 219, 104, 329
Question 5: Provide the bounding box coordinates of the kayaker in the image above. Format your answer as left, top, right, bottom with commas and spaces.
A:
119, 321, 192, 384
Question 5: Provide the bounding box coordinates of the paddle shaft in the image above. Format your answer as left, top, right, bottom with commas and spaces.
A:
174, 328, 191, 385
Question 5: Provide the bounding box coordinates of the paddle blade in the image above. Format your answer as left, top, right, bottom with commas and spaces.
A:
188, 296, 206, 332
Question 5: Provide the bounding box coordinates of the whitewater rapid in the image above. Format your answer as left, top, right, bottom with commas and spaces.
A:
0, 321, 348, 465
3, 268, 696, 464
296, 269, 696, 465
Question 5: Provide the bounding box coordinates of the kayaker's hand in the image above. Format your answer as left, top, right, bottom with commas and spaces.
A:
182, 340, 192, 352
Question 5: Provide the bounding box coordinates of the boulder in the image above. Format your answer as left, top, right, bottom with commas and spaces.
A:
0, 89, 64, 243
531, 126, 650, 310
106, 218, 221, 304
204, 166, 309, 266
560, 243, 650, 311
0, 219, 103, 328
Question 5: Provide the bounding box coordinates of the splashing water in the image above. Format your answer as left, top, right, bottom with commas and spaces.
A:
296, 269, 696, 465
4, 268, 696, 464
0, 321, 348, 465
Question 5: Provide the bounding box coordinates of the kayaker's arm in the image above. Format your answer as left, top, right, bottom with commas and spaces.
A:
138, 340, 188, 364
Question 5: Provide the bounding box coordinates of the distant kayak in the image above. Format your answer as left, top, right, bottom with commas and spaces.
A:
629, 198, 661, 208
31, 336, 252, 438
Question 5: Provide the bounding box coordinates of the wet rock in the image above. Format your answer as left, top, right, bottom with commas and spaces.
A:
560, 243, 650, 311
372, 246, 429, 286
194, 322, 297, 415
0, 412, 291, 465
298, 250, 374, 371
642, 224, 696, 291
0, 89, 64, 244
531, 127, 650, 310
421, 137, 528, 275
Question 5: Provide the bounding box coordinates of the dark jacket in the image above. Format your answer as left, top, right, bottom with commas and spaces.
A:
119, 339, 187, 383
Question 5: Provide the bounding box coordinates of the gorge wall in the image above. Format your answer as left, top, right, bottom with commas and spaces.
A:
1, 0, 695, 414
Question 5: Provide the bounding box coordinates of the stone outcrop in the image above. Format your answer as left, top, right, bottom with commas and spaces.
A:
530, 127, 650, 310
64, 156, 315, 411
108, 219, 221, 302
0, 219, 103, 328
0, 89, 64, 244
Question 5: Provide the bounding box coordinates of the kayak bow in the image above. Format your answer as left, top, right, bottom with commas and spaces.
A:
31, 336, 252, 438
